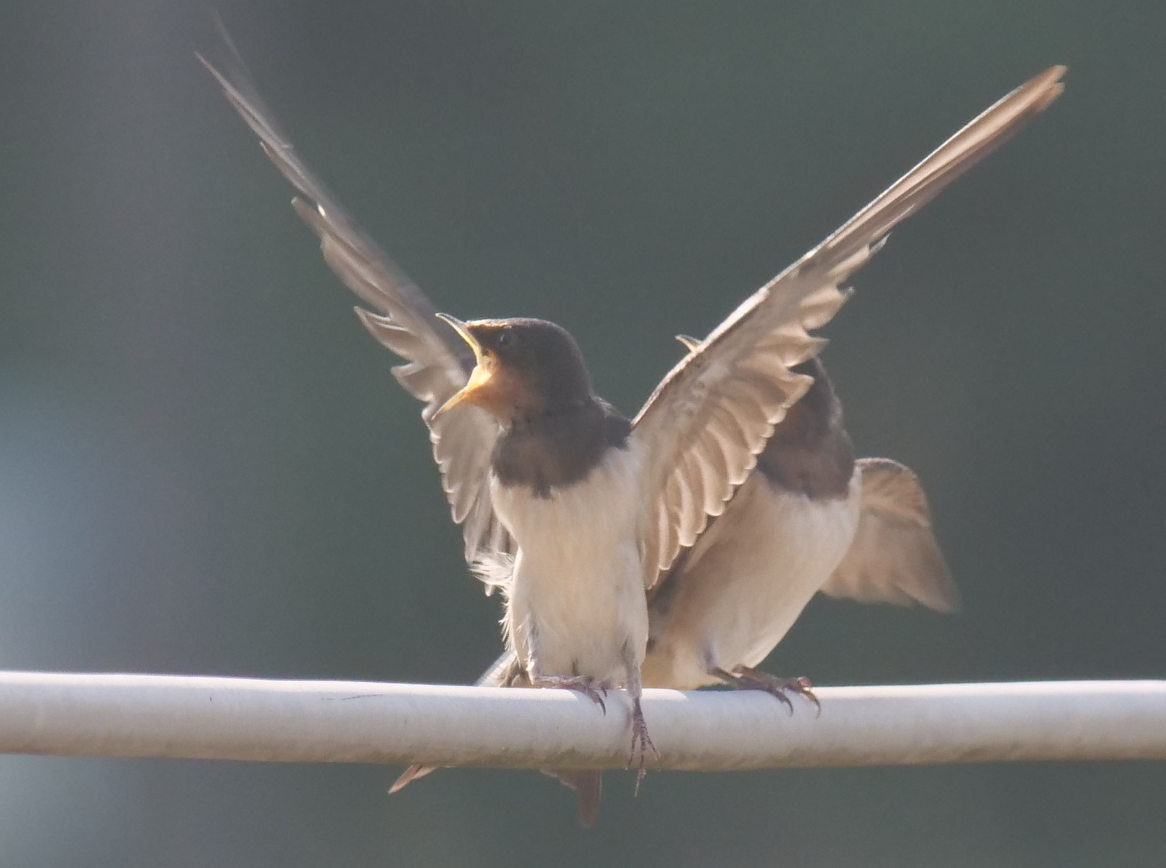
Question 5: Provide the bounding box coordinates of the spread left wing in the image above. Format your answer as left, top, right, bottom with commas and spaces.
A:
820, 458, 960, 611
199, 31, 515, 567
632, 66, 1065, 584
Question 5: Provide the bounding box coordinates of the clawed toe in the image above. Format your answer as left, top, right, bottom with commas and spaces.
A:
531, 675, 609, 714
783, 676, 820, 716
586, 684, 608, 714
626, 699, 659, 797
712, 666, 820, 716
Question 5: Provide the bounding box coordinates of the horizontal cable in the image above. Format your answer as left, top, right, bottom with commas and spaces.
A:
0, 672, 1162, 770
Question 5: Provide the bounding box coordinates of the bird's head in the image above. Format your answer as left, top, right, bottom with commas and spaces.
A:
434, 315, 594, 423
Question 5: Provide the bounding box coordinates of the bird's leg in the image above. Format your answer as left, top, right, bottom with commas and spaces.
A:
623, 647, 659, 795
710, 665, 820, 716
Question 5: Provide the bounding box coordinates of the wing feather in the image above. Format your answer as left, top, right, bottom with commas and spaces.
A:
200, 35, 512, 567
633, 66, 1065, 583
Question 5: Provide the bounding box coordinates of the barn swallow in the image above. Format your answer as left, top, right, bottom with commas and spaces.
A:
202, 34, 1063, 798
641, 358, 962, 695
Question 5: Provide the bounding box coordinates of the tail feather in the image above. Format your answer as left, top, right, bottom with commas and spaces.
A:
389, 650, 525, 794
389, 763, 434, 794
544, 769, 603, 828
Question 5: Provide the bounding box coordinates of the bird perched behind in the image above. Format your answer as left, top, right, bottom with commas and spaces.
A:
642, 358, 961, 695
201, 30, 1062, 812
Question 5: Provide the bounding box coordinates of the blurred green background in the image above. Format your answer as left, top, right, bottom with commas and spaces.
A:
0, 1, 1163, 865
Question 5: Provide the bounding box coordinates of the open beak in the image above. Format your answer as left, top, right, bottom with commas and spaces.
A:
434, 314, 494, 418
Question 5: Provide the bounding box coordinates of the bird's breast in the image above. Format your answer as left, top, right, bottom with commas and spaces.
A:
643, 470, 862, 688
492, 441, 649, 681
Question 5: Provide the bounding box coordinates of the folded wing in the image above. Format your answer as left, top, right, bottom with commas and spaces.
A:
633, 66, 1065, 584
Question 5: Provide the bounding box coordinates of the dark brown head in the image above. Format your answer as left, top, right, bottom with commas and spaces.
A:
755, 357, 855, 500
435, 316, 596, 424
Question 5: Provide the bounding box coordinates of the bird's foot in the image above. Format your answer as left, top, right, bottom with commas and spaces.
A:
626, 697, 659, 797
712, 666, 820, 716
530, 674, 609, 714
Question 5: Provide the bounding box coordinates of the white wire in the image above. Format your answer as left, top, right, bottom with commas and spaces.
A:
0, 672, 1162, 770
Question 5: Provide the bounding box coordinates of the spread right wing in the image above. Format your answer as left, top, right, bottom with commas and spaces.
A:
632, 66, 1066, 585
199, 35, 513, 565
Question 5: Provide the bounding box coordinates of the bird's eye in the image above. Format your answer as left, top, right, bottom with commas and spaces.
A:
496, 330, 514, 348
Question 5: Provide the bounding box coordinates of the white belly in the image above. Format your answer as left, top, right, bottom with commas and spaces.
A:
643, 471, 861, 689
492, 442, 649, 686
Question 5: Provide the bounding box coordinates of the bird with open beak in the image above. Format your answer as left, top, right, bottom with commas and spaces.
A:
201, 33, 1063, 798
